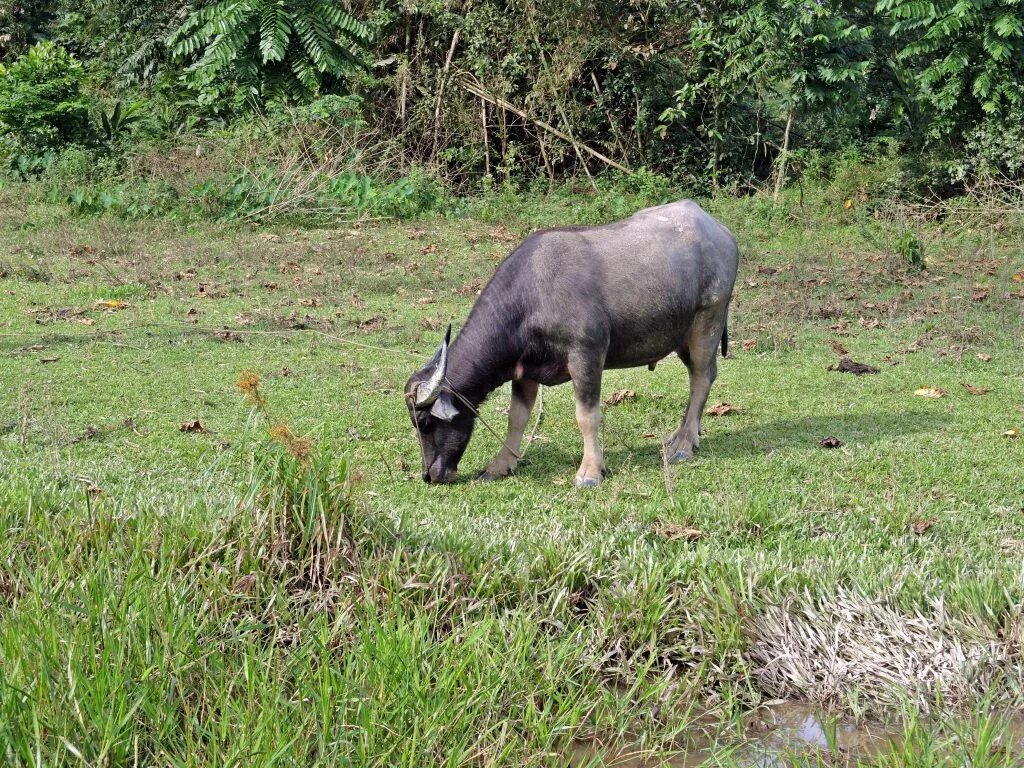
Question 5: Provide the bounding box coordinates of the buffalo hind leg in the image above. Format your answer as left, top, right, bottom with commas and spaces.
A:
569, 354, 606, 487
478, 379, 539, 481
666, 308, 725, 462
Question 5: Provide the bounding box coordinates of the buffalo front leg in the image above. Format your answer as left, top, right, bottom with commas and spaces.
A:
569, 356, 606, 487
477, 379, 539, 481
667, 310, 724, 462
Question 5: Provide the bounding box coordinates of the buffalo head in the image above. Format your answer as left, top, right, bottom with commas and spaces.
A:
404, 326, 475, 483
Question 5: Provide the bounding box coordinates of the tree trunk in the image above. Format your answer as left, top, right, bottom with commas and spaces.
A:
432, 28, 461, 164
773, 108, 794, 205
481, 97, 490, 177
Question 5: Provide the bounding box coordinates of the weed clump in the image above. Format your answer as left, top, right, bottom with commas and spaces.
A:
235, 369, 354, 596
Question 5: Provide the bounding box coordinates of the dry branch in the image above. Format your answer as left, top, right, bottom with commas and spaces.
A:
460, 76, 628, 173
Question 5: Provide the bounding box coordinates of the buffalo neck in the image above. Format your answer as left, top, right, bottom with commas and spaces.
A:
444, 297, 522, 407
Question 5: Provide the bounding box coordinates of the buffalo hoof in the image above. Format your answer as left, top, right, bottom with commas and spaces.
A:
670, 449, 695, 463
476, 469, 509, 482
575, 476, 601, 488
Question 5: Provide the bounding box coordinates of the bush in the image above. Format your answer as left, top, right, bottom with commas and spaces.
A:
953, 108, 1024, 182
43, 145, 119, 186
0, 42, 94, 175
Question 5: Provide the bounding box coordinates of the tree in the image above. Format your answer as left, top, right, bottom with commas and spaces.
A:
169, 0, 371, 103
659, 0, 872, 193
877, 0, 1024, 139
48, 0, 195, 88
0, 1, 54, 61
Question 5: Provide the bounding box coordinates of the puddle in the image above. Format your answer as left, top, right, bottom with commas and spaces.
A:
572, 701, 989, 767
735, 703, 896, 766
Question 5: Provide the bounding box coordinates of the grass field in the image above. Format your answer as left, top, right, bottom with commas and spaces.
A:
1, 186, 1023, 765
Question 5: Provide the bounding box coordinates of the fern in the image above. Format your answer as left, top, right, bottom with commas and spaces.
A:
169, 0, 369, 102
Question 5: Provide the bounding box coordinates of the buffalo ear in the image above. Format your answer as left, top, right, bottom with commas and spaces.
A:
429, 391, 460, 422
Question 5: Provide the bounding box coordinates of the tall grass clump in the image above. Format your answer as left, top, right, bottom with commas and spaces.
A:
235, 369, 357, 598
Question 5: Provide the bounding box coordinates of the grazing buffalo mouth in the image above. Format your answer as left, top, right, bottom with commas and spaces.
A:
405, 199, 739, 488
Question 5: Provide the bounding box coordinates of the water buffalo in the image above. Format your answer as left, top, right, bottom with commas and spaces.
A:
405, 199, 739, 486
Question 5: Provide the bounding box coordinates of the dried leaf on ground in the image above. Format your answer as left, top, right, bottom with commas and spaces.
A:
742, 338, 757, 351
707, 402, 740, 416
277, 312, 329, 330
39, 356, 60, 363
299, 298, 321, 308
453, 281, 483, 296
898, 338, 928, 354
914, 387, 945, 398
1013, 271, 1024, 282
179, 420, 206, 433
1003, 429, 1019, 439
976, 353, 992, 362
198, 283, 227, 298
830, 319, 851, 335
213, 330, 243, 342
828, 356, 879, 375
911, 518, 937, 535
971, 287, 990, 302
826, 339, 849, 355
960, 383, 990, 395
357, 316, 385, 332
416, 296, 434, 305
419, 316, 442, 331
95, 299, 129, 310
658, 524, 704, 542
488, 225, 519, 242
420, 243, 438, 254
818, 436, 844, 449
604, 389, 636, 406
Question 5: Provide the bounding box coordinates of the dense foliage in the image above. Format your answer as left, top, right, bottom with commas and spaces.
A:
169, 0, 371, 103
1, 0, 1022, 200
0, 41, 94, 175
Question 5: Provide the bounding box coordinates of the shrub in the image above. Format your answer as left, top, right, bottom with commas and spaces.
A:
0, 42, 94, 174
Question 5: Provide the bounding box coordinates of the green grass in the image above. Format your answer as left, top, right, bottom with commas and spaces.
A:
1, 185, 1023, 765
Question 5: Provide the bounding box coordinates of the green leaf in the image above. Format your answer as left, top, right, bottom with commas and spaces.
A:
259, 1, 291, 64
